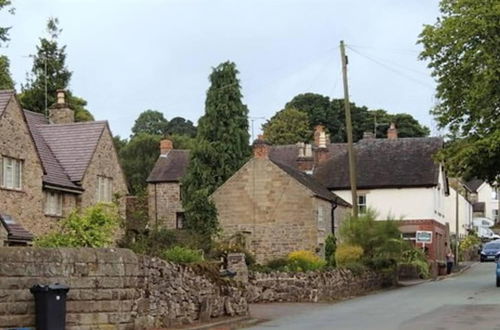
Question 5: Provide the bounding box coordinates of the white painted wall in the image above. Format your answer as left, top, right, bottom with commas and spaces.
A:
444, 187, 473, 236
477, 183, 499, 222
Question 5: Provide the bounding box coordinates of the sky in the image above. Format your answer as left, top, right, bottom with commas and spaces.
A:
2, 0, 441, 139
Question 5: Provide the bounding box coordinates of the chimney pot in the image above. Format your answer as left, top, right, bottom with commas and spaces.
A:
314, 125, 327, 148
56, 89, 66, 105
160, 139, 173, 154
253, 135, 269, 159
387, 122, 398, 140
49, 90, 74, 124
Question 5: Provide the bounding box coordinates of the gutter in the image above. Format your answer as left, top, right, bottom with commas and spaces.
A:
43, 183, 83, 194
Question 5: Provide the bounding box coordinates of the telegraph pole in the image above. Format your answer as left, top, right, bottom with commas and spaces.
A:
455, 185, 460, 266
340, 40, 358, 217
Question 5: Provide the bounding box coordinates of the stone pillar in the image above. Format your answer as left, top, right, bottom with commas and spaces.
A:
227, 253, 248, 283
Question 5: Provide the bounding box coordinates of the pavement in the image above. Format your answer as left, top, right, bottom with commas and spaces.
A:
245, 262, 500, 330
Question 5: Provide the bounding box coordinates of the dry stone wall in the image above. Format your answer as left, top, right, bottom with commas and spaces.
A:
246, 268, 395, 303
0, 248, 248, 330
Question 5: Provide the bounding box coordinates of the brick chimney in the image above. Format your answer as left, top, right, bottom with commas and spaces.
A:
160, 139, 173, 155
49, 89, 74, 124
387, 122, 398, 140
253, 135, 269, 159
296, 142, 314, 172
313, 125, 329, 165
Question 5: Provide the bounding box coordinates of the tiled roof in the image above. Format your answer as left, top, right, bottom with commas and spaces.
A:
314, 137, 443, 190
24, 110, 83, 191
271, 159, 350, 206
465, 179, 484, 193
0, 90, 14, 117
37, 121, 107, 182
268, 143, 348, 169
147, 150, 190, 183
0, 213, 33, 242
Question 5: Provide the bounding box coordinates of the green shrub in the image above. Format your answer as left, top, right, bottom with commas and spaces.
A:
161, 246, 203, 264
344, 262, 367, 275
335, 244, 364, 267
459, 233, 481, 261
36, 204, 119, 248
266, 257, 288, 270
210, 232, 256, 266
325, 234, 337, 267
287, 250, 326, 272
400, 248, 430, 278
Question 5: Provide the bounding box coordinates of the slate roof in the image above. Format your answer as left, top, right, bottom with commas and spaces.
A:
268, 143, 348, 169
24, 110, 83, 191
147, 150, 190, 183
0, 90, 13, 117
271, 159, 350, 206
37, 121, 107, 183
0, 213, 33, 243
314, 137, 444, 190
465, 179, 484, 193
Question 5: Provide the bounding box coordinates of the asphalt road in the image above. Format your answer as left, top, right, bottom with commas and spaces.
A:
248, 263, 500, 330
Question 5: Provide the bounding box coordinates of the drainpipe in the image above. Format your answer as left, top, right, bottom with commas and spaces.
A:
331, 202, 338, 235
154, 183, 158, 230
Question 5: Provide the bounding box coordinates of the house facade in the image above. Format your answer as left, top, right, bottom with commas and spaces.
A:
0, 89, 127, 245
211, 138, 351, 263
466, 179, 499, 223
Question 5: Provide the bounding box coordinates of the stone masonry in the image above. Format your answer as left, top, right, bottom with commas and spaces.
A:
212, 157, 338, 264
147, 182, 183, 229
0, 247, 248, 329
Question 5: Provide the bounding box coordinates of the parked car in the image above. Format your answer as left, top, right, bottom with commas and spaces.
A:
480, 240, 500, 262
496, 261, 500, 287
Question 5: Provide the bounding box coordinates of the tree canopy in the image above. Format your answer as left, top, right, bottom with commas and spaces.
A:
131, 109, 169, 137
419, 0, 500, 182
166, 117, 197, 137
0, 55, 14, 89
268, 93, 429, 144
19, 17, 93, 121
0, 0, 14, 47
262, 107, 312, 145
182, 61, 250, 237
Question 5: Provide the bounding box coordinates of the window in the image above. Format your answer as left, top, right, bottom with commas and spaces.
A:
493, 209, 499, 222
96, 176, 113, 202
317, 206, 324, 229
0, 156, 22, 190
492, 189, 498, 200
358, 194, 367, 214
176, 212, 184, 229
44, 191, 63, 216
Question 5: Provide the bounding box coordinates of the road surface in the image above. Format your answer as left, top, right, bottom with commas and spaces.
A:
248, 263, 500, 330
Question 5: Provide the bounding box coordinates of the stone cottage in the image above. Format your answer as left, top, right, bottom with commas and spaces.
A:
211, 137, 351, 263
0, 89, 128, 244
147, 139, 189, 229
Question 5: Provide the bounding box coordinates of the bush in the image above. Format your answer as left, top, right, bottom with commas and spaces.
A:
36, 204, 120, 248
459, 233, 481, 261
161, 246, 203, 264
335, 244, 364, 267
210, 232, 256, 266
122, 228, 205, 257
325, 234, 337, 267
287, 250, 326, 272
344, 262, 367, 275
400, 248, 430, 278
267, 257, 288, 270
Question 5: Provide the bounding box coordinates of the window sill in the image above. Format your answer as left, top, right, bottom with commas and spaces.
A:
45, 214, 63, 219
0, 187, 25, 193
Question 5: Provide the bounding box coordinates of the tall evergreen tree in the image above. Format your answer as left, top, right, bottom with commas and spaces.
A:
0, 55, 14, 89
19, 17, 93, 121
182, 61, 250, 237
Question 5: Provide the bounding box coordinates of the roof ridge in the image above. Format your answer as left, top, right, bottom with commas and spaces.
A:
38, 120, 108, 127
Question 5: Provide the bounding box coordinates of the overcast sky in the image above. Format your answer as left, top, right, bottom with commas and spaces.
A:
2, 0, 441, 139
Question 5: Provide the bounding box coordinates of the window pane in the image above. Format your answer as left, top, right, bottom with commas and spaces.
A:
4, 158, 13, 188
14, 160, 21, 189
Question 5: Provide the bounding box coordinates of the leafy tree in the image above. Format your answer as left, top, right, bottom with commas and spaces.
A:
0, 0, 14, 47
131, 109, 169, 137
182, 61, 250, 237
0, 55, 14, 89
419, 0, 500, 182
19, 17, 93, 121
113, 135, 128, 155
365, 110, 430, 138
119, 133, 161, 194
166, 116, 197, 137
262, 107, 312, 145
168, 133, 196, 150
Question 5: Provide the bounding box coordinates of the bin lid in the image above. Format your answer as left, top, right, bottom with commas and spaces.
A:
30, 283, 70, 294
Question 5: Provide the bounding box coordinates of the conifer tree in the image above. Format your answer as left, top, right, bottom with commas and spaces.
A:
19, 17, 93, 121
182, 61, 250, 237
0, 55, 14, 89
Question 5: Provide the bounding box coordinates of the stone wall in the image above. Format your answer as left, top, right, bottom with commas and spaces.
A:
147, 182, 183, 229
246, 269, 395, 303
0, 248, 248, 329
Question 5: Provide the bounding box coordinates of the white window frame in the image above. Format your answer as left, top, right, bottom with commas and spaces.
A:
358, 194, 367, 215
1, 156, 23, 190
317, 206, 324, 230
44, 191, 63, 216
96, 176, 113, 203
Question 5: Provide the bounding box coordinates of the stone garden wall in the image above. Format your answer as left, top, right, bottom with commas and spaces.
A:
0, 248, 248, 330
246, 268, 395, 303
